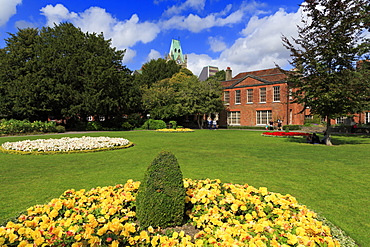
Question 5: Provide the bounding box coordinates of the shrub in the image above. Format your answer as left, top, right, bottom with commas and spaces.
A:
141, 119, 166, 130
121, 122, 133, 130
55, 125, 66, 133
169, 120, 177, 129
283, 124, 301, 130
86, 121, 102, 131
136, 151, 185, 229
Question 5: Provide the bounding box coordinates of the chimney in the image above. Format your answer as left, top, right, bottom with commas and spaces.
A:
226, 67, 232, 81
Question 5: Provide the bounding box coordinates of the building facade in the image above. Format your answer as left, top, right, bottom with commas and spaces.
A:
199, 66, 219, 81
165, 39, 187, 68
218, 67, 305, 127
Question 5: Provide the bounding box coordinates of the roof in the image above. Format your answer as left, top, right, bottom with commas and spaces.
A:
221, 67, 287, 89
169, 39, 185, 63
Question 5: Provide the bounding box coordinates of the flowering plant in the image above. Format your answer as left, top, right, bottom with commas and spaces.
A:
262, 131, 310, 137
156, 128, 194, 133
0, 179, 340, 246
0, 136, 133, 155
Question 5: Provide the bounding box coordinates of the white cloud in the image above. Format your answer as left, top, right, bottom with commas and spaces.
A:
219, 7, 303, 73
161, 8, 244, 33
164, 0, 206, 16
122, 48, 136, 63
40, 4, 160, 50
0, 0, 22, 26
40, 4, 78, 27
147, 49, 162, 61
15, 20, 36, 29
208, 36, 227, 52
187, 6, 304, 77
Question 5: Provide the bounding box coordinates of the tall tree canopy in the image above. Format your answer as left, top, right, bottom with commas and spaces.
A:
142, 68, 224, 128
0, 22, 133, 121
282, 0, 370, 145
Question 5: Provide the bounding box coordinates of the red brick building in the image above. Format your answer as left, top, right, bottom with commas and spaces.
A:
218, 67, 370, 127
218, 67, 305, 127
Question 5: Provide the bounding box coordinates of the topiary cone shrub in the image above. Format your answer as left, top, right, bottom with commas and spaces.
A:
136, 151, 185, 229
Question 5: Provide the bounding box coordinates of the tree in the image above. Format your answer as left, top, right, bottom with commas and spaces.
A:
136, 151, 185, 229
281, 0, 370, 145
142, 68, 224, 128
0, 23, 132, 122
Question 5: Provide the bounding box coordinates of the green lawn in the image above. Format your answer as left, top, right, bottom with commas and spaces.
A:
0, 130, 369, 246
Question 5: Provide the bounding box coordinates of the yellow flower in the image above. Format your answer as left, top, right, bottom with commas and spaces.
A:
8, 233, 18, 244
34, 237, 45, 246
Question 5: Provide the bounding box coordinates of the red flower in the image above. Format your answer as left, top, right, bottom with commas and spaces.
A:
262, 132, 310, 137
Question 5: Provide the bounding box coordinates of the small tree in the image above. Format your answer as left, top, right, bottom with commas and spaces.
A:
136, 151, 185, 229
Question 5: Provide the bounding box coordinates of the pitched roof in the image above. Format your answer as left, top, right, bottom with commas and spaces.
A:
221, 67, 287, 89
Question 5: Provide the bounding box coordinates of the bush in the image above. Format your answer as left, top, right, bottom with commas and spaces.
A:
169, 120, 177, 129
141, 119, 166, 130
283, 125, 301, 130
121, 122, 133, 130
55, 125, 66, 133
136, 151, 185, 229
86, 121, 102, 131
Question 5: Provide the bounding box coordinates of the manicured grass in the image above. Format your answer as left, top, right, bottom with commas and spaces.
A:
1, 130, 369, 246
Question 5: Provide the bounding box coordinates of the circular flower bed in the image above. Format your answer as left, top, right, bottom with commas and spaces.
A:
0, 136, 133, 155
156, 128, 194, 133
262, 131, 310, 137
0, 179, 340, 246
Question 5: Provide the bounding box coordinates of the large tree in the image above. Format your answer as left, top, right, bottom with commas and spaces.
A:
0, 22, 132, 121
282, 0, 370, 145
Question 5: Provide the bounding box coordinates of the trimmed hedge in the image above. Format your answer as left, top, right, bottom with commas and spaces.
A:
141, 119, 167, 130
0, 119, 64, 135
136, 151, 185, 229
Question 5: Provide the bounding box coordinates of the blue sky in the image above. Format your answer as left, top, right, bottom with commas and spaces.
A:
0, 0, 307, 76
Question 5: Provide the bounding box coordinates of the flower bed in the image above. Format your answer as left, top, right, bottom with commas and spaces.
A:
0, 179, 340, 246
0, 136, 133, 155
156, 128, 194, 133
262, 131, 310, 137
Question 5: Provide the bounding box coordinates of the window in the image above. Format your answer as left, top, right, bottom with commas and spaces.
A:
235, 90, 241, 104
336, 117, 347, 124
365, 112, 370, 124
273, 86, 280, 102
247, 89, 253, 103
289, 88, 293, 100
224, 91, 230, 105
256, 110, 272, 125
227, 111, 240, 125
259, 88, 266, 103
305, 115, 313, 120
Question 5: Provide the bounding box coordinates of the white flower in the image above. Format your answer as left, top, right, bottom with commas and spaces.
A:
1, 136, 131, 152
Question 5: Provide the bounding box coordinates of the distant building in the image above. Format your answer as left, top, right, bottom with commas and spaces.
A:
199, 66, 219, 81
165, 39, 187, 68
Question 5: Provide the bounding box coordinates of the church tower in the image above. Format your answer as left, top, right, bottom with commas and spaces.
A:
165, 39, 187, 68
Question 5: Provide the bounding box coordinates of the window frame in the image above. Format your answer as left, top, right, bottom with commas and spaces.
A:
246, 89, 253, 103
273, 86, 280, 102
227, 111, 240, 125
256, 110, 272, 125
259, 88, 266, 103
235, 90, 241, 104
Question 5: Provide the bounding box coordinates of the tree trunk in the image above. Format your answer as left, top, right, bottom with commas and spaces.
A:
196, 114, 203, 129
325, 115, 333, 146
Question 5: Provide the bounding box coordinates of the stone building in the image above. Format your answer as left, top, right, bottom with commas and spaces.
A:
165, 39, 187, 68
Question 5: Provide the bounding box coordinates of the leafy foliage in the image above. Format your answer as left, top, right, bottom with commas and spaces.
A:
141, 119, 167, 130
0, 23, 135, 122
136, 151, 185, 229
281, 0, 370, 145
142, 68, 224, 128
